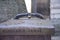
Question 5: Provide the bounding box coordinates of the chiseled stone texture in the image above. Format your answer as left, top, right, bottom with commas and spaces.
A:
0, 0, 27, 23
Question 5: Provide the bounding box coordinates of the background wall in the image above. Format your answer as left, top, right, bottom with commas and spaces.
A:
0, 0, 27, 23
50, 0, 60, 36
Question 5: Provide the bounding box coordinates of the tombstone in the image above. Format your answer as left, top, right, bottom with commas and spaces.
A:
0, 0, 54, 40
0, 15, 54, 40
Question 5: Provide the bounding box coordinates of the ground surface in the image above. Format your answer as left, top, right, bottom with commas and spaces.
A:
52, 36, 60, 40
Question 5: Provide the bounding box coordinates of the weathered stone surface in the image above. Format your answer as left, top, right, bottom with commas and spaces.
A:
0, 0, 27, 23
0, 17, 54, 35
0, 35, 51, 40
50, 0, 60, 19
36, 0, 50, 16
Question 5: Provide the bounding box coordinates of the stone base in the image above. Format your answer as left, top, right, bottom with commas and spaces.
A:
0, 35, 51, 40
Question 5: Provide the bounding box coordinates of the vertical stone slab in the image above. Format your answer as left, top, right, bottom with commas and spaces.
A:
32, 0, 37, 13
37, 0, 50, 15
32, 0, 50, 18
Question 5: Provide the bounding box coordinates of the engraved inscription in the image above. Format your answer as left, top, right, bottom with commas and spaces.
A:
0, 29, 41, 33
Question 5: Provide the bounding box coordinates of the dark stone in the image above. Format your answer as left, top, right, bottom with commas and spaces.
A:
0, 35, 51, 40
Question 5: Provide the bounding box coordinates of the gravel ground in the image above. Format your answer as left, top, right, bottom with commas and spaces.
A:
52, 36, 60, 40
